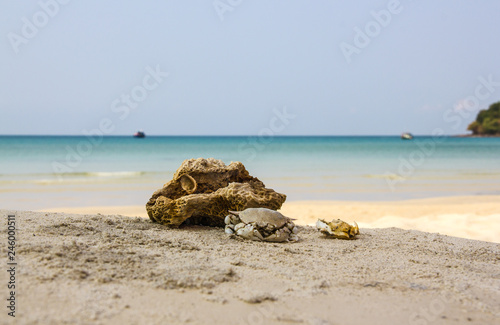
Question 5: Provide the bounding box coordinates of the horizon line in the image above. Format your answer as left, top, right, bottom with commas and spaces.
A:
0, 133, 473, 137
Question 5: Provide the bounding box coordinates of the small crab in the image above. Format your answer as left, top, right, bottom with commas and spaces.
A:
224, 208, 298, 242
316, 219, 359, 239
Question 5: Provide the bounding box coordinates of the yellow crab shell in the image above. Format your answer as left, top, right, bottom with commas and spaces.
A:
316, 218, 359, 239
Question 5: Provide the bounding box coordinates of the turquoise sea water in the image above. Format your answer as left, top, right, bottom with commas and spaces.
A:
1, 135, 500, 210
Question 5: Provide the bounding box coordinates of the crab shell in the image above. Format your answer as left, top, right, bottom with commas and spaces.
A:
316, 218, 359, 239
224, 208, 298, 242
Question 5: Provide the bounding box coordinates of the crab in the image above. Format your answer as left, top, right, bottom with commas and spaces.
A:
316, 218, 359, 239
224, 208, 298, 242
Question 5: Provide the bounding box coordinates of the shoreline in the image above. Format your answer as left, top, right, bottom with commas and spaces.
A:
39, 195, 500, 243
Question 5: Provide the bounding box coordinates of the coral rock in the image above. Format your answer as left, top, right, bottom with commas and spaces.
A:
146, 158, 286, 227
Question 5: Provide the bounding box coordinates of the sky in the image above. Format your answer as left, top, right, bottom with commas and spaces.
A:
1, 0, 500, 136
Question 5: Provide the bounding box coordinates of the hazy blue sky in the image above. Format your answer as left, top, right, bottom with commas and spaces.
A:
1, 0, 500, 135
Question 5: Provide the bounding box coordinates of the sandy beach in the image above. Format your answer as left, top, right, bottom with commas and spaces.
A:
4, 0, 500, 323
1, 196, 498, 324
43, 195, 500, 243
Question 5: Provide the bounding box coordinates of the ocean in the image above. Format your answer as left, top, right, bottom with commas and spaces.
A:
1, 135, 500, 210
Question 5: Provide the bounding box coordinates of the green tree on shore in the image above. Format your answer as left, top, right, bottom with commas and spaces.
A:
467, 101, 500, 135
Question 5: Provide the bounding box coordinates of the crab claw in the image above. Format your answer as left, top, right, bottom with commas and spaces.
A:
235, 224, 264, 241
264, 227, 294, 242
316, 219, 329, 231
351, 221, 359, 237
225, 214, 241, 225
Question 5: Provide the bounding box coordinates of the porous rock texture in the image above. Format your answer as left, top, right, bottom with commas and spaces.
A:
146, 158, 286, 227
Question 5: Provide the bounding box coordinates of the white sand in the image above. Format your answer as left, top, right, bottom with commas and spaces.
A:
42, 195, 500, 243
280, 195, 500, 243
2, 205, 500, 324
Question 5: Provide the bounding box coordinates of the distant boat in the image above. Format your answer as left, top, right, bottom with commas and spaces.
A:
401, 132, 413, 140
133, 130, 145, 138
